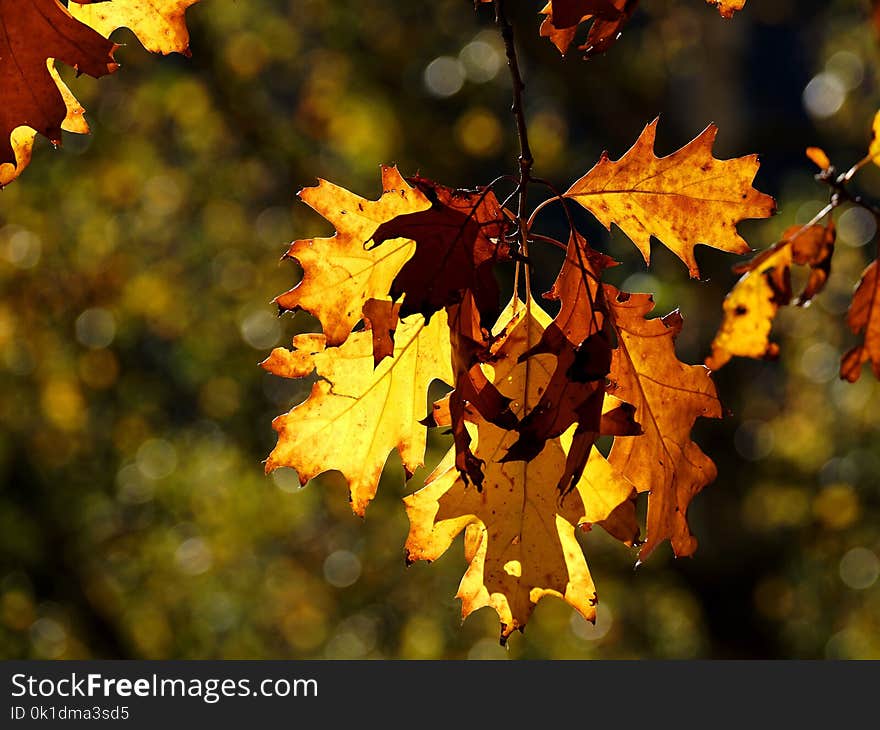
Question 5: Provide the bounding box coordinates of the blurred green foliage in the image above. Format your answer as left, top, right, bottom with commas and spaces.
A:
0, 0, 878, 659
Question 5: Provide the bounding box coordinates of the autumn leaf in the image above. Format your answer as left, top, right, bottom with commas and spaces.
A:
869, 110, 880, 166
706, 223, 835, 370
605, 286, 722, 559
276, 166, 431, 347
405, 299, 637, 641
564, 118, 776, 278
806, 146, 831, 171
371, 177, 511, 325
706, 247, 790, 369
444, 292, 517, 488
70, 0, 201, 55
504, 232, 638, 494
539, 0, 638, 58
706, 0, 746, 18
0, 0, 118, 185
262, 311, 453, 516
841, 259, 880, 383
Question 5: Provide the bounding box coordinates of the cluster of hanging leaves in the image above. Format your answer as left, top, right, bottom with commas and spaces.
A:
0, 0, 200, 188
708, 111, 880, 384
265, 117, 775, 640
478, 0, 745, 58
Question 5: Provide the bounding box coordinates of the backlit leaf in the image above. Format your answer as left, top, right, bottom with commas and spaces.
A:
564, 118, 776, 277
263, 312, 453, 516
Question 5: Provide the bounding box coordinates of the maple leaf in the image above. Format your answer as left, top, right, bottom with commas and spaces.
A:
0, 0, 118, 183
262, 312, 453, 516
605, 286, 722, 559
564, 118, 776, 278
840, 259, 880, 383
539, 0, 638, 58
70, 0, 201, 55
275, 166, 431, 347
706, 223, 835, 370
405, 300, 638, 641
370, 177, 511, 325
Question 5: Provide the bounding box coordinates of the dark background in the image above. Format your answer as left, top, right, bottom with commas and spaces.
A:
0, 0, 878, 659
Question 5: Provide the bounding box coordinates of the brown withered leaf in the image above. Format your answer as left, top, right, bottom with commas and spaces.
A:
0, 60, 91, 187
706, 223, 835, 370
0, 0, 118, 182
605, 287, 722, 559
564, 118, 776, 278
70, 0, 201, 55
371, 177, 511, 325
503, 232, 637, 493
262, 312, 453, 516
539, 0, 638, 58
276, 166, 431, 346
405, 299, 638, 641
841, 259, 880, 383
445, 291, 517, 488
362, 298, 401, 366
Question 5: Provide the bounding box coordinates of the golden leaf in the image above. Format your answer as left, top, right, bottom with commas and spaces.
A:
564, 118, 775, 277
706, 223, 835, 370
276, 166, 431, 347
869, 110, 880, 167
70, 0, 201, 55
263, 312, 453, 516
605, 287, 722, 559
405, 300, 637, 641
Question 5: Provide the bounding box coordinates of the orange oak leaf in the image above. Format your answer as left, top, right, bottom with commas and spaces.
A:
0, 0, 118, 183
841, 259, 880, 383
370, 178, 511, 325
707, 0, 745, 18
405, 299, 638, 641
539, 0, 638, 58
605, 287, 722, 559
262, 311, 453, 516
70, 0, 200, 55
275, 166, 431, 347
564, 118, 776, 278
706, 223, 835, 370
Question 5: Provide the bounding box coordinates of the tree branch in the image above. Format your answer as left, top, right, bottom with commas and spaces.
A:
494, 0, 533, 220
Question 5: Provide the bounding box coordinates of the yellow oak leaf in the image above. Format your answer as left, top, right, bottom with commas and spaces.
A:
605, 287, 722, 559
70, 0, 201, 55
564, 118, 776, 277
263, 311, 452, 516
707, 223, 835, 370
706, 246, 790, 370
276, 166, 431, 347
405, 300, 637, 641
869, 111, 880, 167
